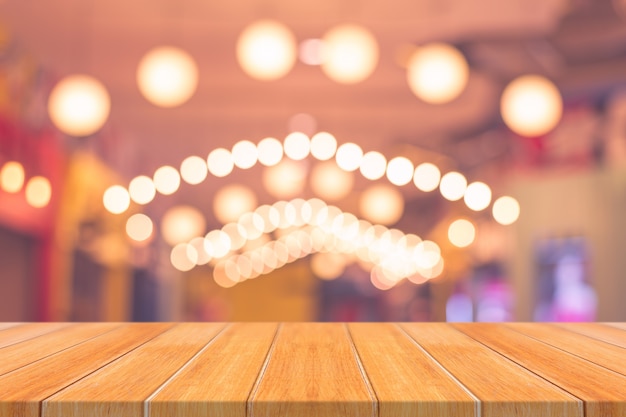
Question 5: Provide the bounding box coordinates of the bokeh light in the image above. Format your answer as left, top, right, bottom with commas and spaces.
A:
25, 176, 52, 208
262, 159, 306, 199
321, 24, 379, 84
232, 140, 258, 169
439, 171, 467, 201
359, 151, 387, 180
257, 137, 284, 166
299, 38, 325, 66
161, 205, 206, 246
283, 132, 310, 161
180, 156, 208, 185
153, 165, 180, 195
359, 184, 404, 225
126, 213, 154, 244
406, 43, 469, 104
464, 181, 492, 211
136, 46, 198, 107
236, 20, 297, 81
310, 132, 338, 161
204, 230, 232, 258
0, 161, 25, 193
335, 142, 363, 172
310, 252, 346, 280
386, 157, 414, 186
170, 243, 196, 272
448, 219, 476, 248
103, 185, 130, 214
207, 148, 235, 178
492, 196, 521, 225
310, 161, 354, 201
413, 162, 441, 192
128, 175, 156, 205
500, 75, 563, 137
48, 74, 110, 137
213, 184, 258, 224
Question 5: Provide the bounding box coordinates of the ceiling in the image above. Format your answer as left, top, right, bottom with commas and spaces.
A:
2, 0, 626, 227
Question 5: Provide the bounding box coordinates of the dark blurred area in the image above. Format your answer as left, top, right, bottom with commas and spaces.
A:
1, 0, 626, 322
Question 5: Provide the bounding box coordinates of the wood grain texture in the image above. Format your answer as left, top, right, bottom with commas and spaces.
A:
250, 323, 376, 417
349, 323, 477, 417
0, 323, 20, 331
0, 323, 172, 417
507, 323, 626, 377
43, 323, 225, 417
607, 323, 626, 331
555, 323, 626, 348
401, 323, 582, 417
0, 322, 120, 377
148, 322, 277, 417
455, 323, 626, 417
0, 322, 70, 349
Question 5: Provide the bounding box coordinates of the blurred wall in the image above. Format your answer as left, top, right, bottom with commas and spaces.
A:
0, 227, 36, 320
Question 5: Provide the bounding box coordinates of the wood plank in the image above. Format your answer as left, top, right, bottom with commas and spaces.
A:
0, 322, 121, 376
0, 323, 20, 332
43, 323, 225, 417
148, 322, 277, 417
0, 322, 70, 348
0, 323, 173, 417
455, 323, 626, 417
507, 323, 626, 377
400, 323, 582, 417
250, 323, 376, 417
555, 323, 626, 348
349, 323, 478, 417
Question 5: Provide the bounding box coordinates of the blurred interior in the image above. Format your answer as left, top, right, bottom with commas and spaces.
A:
1, 0, 626, 322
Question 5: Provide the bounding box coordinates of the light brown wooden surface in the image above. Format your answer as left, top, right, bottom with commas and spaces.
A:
0, 322, 625, 417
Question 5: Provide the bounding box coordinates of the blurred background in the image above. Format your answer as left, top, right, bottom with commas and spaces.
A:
1, 0, 625, 322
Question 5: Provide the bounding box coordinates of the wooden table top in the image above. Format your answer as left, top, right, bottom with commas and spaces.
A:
0, 322, 625, 417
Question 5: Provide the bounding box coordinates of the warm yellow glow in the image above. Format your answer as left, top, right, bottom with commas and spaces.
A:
262, 159, 306, 199
189, 236, 211, 265
500, 75, 563, 137
255, 204, 281, 233
413, 162, 441, 192
153, 165, 180, 195
126, 213, 154, 243
311, 252, 346, 280
439, 171, 467, 201
414, 240, 441, 269
310, 161, 354, 201
25, 176, 52, 208
283, 132, 310, 161
161, 205, 206, 246
103, 185, 130, 214
48, 74, 110, 136
321, 24, 379, 84
207, 148, 234, 178
310, 132, 337, 161
464, 181, 492, 211
237, 212, 264, 240
359, 151, 387, 180
222, 223, 247, 251
128, 175, 156, 205
213, 262, 237, 288
448, 219, 475, 248
386, 157, 414, 186
335, 142, 363, 172
213, 184, 258, 224
406, 43, 469, 104
204, 230, 232, 258
237, 20, 297, 81
257, 137, 283, 166
232, 140, 258, 169
493, 195, 520, 225
299, 38, 325, 66
171, 243, 196, 272
180, 156, 208, 185
359, 184, 404, 225
0, 161, 25, 193
137, 46, 198, 107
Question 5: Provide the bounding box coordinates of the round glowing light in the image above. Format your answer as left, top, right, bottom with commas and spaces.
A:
321, 24, 379, 84
413, 163, 441, 192
180, 156, 208, 185
236, 20, 297, 81
25, 176, 52, 208
204, 230, 232, 258
336, 142, 363, 172
262, 159, 306, 199
222, 223, 247, 251
213, 184, 258, 224
439, 171, 467, 201
103, 185, 130, 214
161, 205, 206, 246
493, 196, 520, 225
128, 176, 156, 205
171, 243, 196, 272
137, 46, 198, 107
0, 161, 25, 193
283, 132, 310, 161
359, 184, 404, 225
126, 213, 154, 243
48, 74, 110, 137
288, 113, 317, 136
386, 157, 414, 186
448, 219, 475, 248
190, 236, 211, 265
310, 132, 337, 161
232, 140, 258, 169
311, 161, 354, 201
500, 75, 563, 137
406, 43, 469, 104
257, 137, 283, 166
414, 240, 441, 270
207, 148, 234, 178
153, 166, 180, 195
213, 262, 237, 288
464, 181, 492, 211
299, 38, 325, 66
359, 151, 386, 180
310, 252, 346, 280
